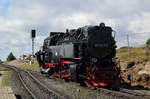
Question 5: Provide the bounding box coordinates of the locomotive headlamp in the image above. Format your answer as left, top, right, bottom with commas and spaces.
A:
91, 58, 98, 63
55, 51, 58, 56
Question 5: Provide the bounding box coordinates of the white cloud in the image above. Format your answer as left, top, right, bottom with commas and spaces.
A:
50, 12, 118, 32
127, 13, 150, 33
50, 13, 96, 30
0, 0, 150, 60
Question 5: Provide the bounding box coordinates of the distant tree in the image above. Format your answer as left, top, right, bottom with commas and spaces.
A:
0, 59, 2, 63
6, 52, 16, 61
146, 38, 150, 45
119, 46, 132, 49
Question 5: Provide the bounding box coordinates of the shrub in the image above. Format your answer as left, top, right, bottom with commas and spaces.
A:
146, 38, 150, 45
6, 52, 16, 61
0, 59, 2, 64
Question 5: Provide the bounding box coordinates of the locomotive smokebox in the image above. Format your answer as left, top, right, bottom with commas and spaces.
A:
31, 29, 36, 38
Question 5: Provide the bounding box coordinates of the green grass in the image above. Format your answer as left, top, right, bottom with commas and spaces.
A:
1, 71, 11, 86
117, 45, 150, 63
0, 66, 6, 71
0, 65, 10, 71
0, 65, 11, 86
66, 84, 100, 99
17, 60, 39, 71
143, 90, 150, 93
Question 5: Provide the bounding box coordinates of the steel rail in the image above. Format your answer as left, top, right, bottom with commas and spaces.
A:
25, 70, 67, 99
0, 64, 67, 99
96, 87, 150, 99
120, 88, 150, 99
1, 64, 150, 99
0, 64, 37, 99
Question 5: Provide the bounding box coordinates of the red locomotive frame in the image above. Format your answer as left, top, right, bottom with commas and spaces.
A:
42, 57, 120, 89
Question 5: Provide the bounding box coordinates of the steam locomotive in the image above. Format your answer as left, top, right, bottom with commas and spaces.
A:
36, 23, 120, 90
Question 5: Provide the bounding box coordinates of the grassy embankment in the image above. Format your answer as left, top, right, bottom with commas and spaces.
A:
5, 60, 39, 71
117, 45, 150, 63
117, 45, 150, 92
0, 65, 11, 86
16, 60, 39, 71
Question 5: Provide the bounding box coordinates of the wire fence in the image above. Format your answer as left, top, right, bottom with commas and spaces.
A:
115, 32, 150, 62
116, 32, 150, 48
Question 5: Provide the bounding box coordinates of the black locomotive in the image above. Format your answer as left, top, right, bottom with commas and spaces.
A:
36, 23, 120, 90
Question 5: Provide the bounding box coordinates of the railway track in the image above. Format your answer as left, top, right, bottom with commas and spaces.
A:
0, 64, 150, 99
120, 88, 150, 99
0, 64, 69, 99
95, 86, 150, 99
30, 69, 150, 99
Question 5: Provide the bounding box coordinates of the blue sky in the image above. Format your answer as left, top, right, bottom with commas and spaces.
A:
0, 0, 150, 61
0, 0, 11, 14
